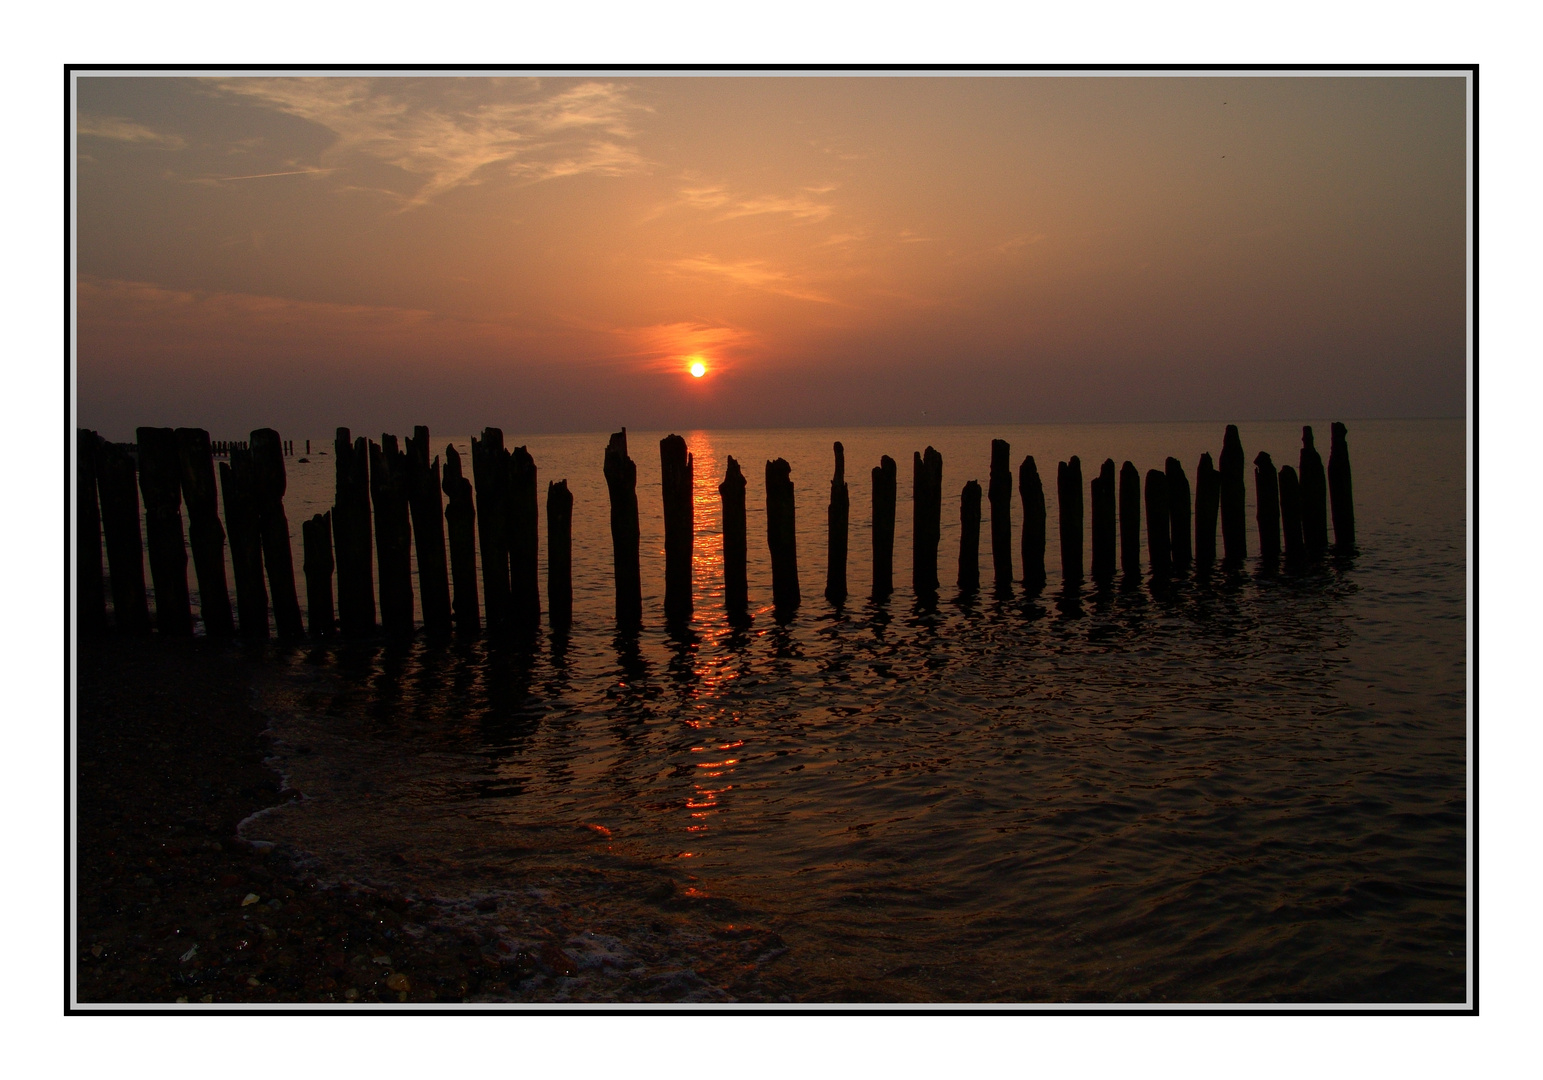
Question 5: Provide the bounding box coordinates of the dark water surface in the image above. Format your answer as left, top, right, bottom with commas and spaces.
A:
232, 420, 1466, 1003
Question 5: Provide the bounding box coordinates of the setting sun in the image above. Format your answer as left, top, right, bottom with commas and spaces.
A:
689, 360, 707, 378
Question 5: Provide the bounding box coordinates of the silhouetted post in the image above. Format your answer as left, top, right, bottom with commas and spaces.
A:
603, 429, 643, 632
1329, 422, 1356, 553
871, 455, 896, 599
988, 439, 1013, 589
1254, 451, 1281, 564
660, 434, 694, 624
405, 427, 452, 637
1144, 469, 1171, 577
1119, 461, 1141, 578
1091, 458, 1116, 583
720, 457, 749, 617
471, 428, 511, 634
96, 440, 149, 634
1300, 426, 1329, 558
1279, 465, 1305, 565
958, 480, 982, 593
175, 428, 233, 637
509, 446, 541, 635
766, 458, 801, 614
301, 511, 335, 637
547, 480, 573, 631
825, 442, 848, 605
1018, 456, 1046, 592
332, 429, 376, 637
1165, 457, 1192, 574
1194, 452, 1220, 573
1219, 426, 1247, 565
369, 435, 415, 636
134, 427, 193, 635
250, 429, 303, 638
1057, 456, 1084, 586
441, 445, 480, 635
220, 449, 267, 638
306, 440, 310, 455
76, 430, 107, 635
913, 447, 943, 596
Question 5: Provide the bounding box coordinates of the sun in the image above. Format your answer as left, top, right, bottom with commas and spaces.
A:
689, 359, 707, 378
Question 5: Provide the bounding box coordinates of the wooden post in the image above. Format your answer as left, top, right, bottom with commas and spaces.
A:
302, 511, 335, 637
1254, 451, 1281, 564
509, 445, 541, 635
958, 480, 981, 593
1144, 468, 1171, 577
1300, 426, 1329, 558
441, 445, 480, 635
369, 434, 415, 636
250, 429, 304, 638
1119, 460, 1141, 577
660, 434, 694, 623
1194, 452, 1220, 572
720, 456, 749, 617
1329, 422, 1356, 553
1279, 465, 1305, 565
766, 457, 801, 614
219, 449, 267, 638
912, 446, 942, 596
471, 428, 511, 634
135, 427, 193, 635
404, 427, 452, 637
1091, 458, 1116, 583
1219, 426, 1247, 565
871, 455, 897, 599
825, 442, 849, 605
76, 430, 108, 634
1165, 457, 1192, 574
547, 479, 573, 631
332, 429, 376, 636
95, 439, 150, 634
1018, 456, 1046, 592
174, 428, 234, 637
988, 439, 1013, 590
603, 429, 643, 632
1057, 456, 1084, 586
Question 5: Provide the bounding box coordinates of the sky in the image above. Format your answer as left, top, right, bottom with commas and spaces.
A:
73, 73, 1468, 441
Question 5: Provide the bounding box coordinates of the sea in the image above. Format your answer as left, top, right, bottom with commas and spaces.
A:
160, 419, 1469, 1004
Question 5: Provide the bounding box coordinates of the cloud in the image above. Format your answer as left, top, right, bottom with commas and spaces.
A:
611, 321, 760, 374
77, 115, 185, 149
665, 255, 837, 305
672, 182, 834, 223
204, 77, 650, 208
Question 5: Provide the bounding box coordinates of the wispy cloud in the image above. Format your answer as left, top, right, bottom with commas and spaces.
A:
610, 321, 760, 374
671, 182, 835, 223
665, 255, 837, 305
204, 78, 650, 209
77, 115, 185, 149
190, 166, 336, 185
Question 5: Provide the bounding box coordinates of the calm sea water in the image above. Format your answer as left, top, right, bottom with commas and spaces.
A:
188, 419, 1465, 1003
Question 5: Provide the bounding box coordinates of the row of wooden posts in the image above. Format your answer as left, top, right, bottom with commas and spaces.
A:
212, 439, 299, 457
74, 422, 1355, 641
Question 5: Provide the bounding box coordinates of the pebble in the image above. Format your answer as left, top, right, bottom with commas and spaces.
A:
344, 988, 359, 1000
385, 973, 410, 992
180, 944, 198, 962
246, 977, 261, 987
241, 893, 260, 906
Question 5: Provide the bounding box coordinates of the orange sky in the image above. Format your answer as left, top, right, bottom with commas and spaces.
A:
74, 74, 1467, 440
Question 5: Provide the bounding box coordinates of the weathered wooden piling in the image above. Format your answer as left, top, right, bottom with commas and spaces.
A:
248, 430, 303, 639
1279, 465, 1305, 564
1144, 468, 1171, 577
871, 455, 897, 599
1194, 452, 1220, 572
826, 442, 848, 605
958, 480, 982, 593
441, 445, 480, 635
1254, 451, 1281, 564
1018, 456, 1046, 592
720, 456, 749, 616
76, 430, 108, 634
509, 446, 542, 635
912, 447, 943, 596
332, 429, 376, 636
603, 429, 643, 631
96, 439, 151, 634
134, 427, 193, 635
301, 511, 335, 637
1329, 422, 1355, 552
1119, 461, 1141, 577
405, 427, 452, 637
1300, 426, 1329, 558
1057, 456, 1084, 585
369, 435, 415, 636
472, 428, 512, 634
766, 458, 801, 614
1165, 457, 1192, 573
547, 480, 573, 631
988, 440, 1013, 589
1091, 458, 1116, 583
1219, 426, 1247, 565
220, 449, 267, 638
175, 428, 234, 637
660, 434, 694, 623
